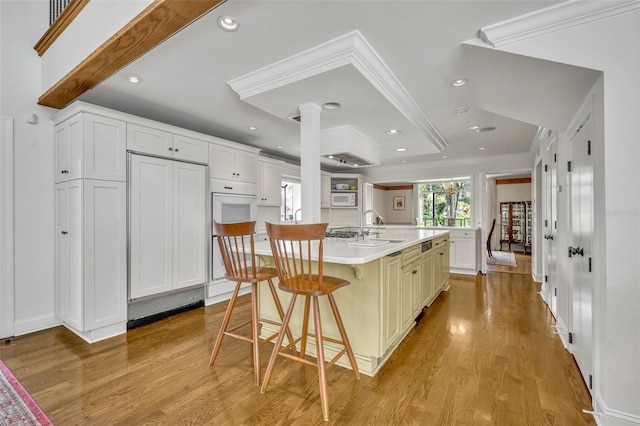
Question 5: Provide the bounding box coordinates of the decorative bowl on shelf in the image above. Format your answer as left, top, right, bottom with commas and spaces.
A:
349, 186, 357, 190
335, 184, 349, 190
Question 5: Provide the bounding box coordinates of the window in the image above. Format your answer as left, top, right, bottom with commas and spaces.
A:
417, 179, 471, 227
281, 179, 301, 222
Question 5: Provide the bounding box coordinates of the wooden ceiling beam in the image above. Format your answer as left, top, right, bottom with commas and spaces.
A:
38, 0, 224, 109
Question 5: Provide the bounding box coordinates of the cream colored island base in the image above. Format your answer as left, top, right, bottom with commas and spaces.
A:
257, 234, 450, 377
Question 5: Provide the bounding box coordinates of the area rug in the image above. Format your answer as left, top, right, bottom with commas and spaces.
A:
487, 251, 517, 266
0, 360, 53, 426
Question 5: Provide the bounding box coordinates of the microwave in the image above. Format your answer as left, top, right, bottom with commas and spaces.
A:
331, 192, 357, 207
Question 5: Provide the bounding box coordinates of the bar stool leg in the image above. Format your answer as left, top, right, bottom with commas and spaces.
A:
313, 296, 330, 422
210, 281, 242, 366
300, 295, 311, 357
251, 282, 260, 386
327, 294, 360, 379
261, 294, 297, 394
266, 279, 297, 354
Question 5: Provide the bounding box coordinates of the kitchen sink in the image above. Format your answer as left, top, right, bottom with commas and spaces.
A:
348, 239, 390, 247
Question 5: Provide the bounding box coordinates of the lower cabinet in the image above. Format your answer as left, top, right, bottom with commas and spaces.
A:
449, 228, 479, 274
421, 249, 435, 307
433, 235, 450, 292
129, 154, 207, 299
55, 179, 127, 340
381, 253, 402, 351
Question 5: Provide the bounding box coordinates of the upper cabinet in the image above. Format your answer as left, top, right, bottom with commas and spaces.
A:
257, 158, 282, 206
55, 113, 126, 183
127, 123, 208, 164
321, 173, 331, 208
209, 142, 258, 183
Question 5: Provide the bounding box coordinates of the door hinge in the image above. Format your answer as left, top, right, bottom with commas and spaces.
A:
554, 287, 557, 297
554, 153, 557, 162
587, 140, 591, 156
544, 164, 548, 172
568, 247, 573, 258
545, 275, 548, 283
589, 257, 592, 272
569, 332, 574, 344
545, 219, 548, 227
567, 161, 573, 172
589, 374, 593, 389
554, 220, 557, 229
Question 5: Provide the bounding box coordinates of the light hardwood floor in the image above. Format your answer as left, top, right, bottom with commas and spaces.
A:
0, 271, 594, 425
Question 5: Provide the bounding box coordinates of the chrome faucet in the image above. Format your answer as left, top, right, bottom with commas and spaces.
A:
294, 208, 302, 224
360, 209, 383, 239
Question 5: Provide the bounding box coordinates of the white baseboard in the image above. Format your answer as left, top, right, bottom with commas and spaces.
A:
13, 313, 59, 336
593, 392, 640, 425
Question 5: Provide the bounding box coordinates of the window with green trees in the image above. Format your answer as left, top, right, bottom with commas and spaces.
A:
417, 179, 471, 227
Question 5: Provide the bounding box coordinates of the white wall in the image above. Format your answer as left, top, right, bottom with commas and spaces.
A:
1, 1, 58, 334
494, 7, 640, 423
496, 182, 531, 203
377, 188, 414, 225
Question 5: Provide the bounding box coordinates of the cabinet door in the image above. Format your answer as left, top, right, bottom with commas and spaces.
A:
83, 180, 127, 330
127, 124, 173, 158
55, 184, 70, 321
172, 162, 207, 290
55, 115, 83, 183
382, 255, 401, 351
209, 144, 236, 180
84, 114, 126, 181
66, 181, 83, 330
173, 134, 208, 163
234, 150, 258, 183
421, 252, 434, 306
258, 161, 282, 206
450, 237, 475, 270
129, 155, 174, 298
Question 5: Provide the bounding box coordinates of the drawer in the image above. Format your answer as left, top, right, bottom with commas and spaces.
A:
402, 245, 421, 266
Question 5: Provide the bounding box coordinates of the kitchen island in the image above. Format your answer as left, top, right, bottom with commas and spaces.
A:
253, 228, 450, 376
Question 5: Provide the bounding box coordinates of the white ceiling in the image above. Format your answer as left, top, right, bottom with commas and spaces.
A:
78, 0, 601, 178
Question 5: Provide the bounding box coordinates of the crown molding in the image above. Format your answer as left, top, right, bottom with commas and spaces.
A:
227, 30, 447, 151
480, 0, 640, 48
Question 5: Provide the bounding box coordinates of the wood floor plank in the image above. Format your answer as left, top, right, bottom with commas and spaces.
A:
0, 270, 595, 424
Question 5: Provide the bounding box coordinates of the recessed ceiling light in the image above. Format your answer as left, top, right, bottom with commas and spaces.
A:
387, 129, 401, 135
468, 125, 480, 131
478, 147, 486, 150
477, 126, 496, 132
401, 160, 407, 163
218, 16, 240, 32
451, 79, 467, 87
396, 148, 407, 152
328, 155, 334, 159
322, 102, 341, 110
454, 106, 469, 115
248, 126, 257, 130
276, 145, 283, 149
442, 155, 448, 159
126, 74, 142, 84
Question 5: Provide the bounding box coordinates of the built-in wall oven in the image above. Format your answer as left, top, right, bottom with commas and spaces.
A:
210, 179, 258, 282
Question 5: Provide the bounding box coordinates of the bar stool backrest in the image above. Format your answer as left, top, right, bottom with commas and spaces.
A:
214, 220, 257, 281
265, 222, 328, 291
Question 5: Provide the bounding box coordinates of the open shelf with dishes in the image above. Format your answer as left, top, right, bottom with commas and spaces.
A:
500, 201, 532, 253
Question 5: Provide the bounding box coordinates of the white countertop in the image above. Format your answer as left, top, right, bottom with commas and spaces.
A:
253, 228, 449, 265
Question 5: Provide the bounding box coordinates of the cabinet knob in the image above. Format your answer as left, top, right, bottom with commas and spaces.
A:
61, 231, 68, 235
174, 148, 179, 152
168, 147, 173, 151
61, 170, 68, 174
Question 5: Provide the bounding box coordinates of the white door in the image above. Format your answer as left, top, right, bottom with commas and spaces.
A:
54, 184, 70, 323
172, 161, 207, 289
544, 141, 558, 315
569, 116, 594, 394
129, 154, 173, 299
0, 117, 14, 339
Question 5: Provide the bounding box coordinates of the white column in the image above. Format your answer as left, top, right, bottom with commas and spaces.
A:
299, 103, 322, 223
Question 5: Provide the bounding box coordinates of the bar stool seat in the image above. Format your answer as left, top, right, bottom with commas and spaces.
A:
260, 222, 360, 422
209, 221, 295, 386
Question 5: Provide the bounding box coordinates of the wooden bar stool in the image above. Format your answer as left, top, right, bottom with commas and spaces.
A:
209, 221, 295, 386
260, 222, 360, 422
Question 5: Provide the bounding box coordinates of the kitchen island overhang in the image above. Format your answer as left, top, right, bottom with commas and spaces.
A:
253, 228, 450, 377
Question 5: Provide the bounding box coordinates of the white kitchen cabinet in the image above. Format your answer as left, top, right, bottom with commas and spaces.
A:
257, 159, 282, 206
129, 154, 206, 299
321, 173, 331, 208
401, 259, 422, 332
55, 113, 126, 183
449, 228, 478, 274
55, 179, 127, 340
381, 252, 402, 352
127, 123, 208, 163
209, 142, 258, 183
